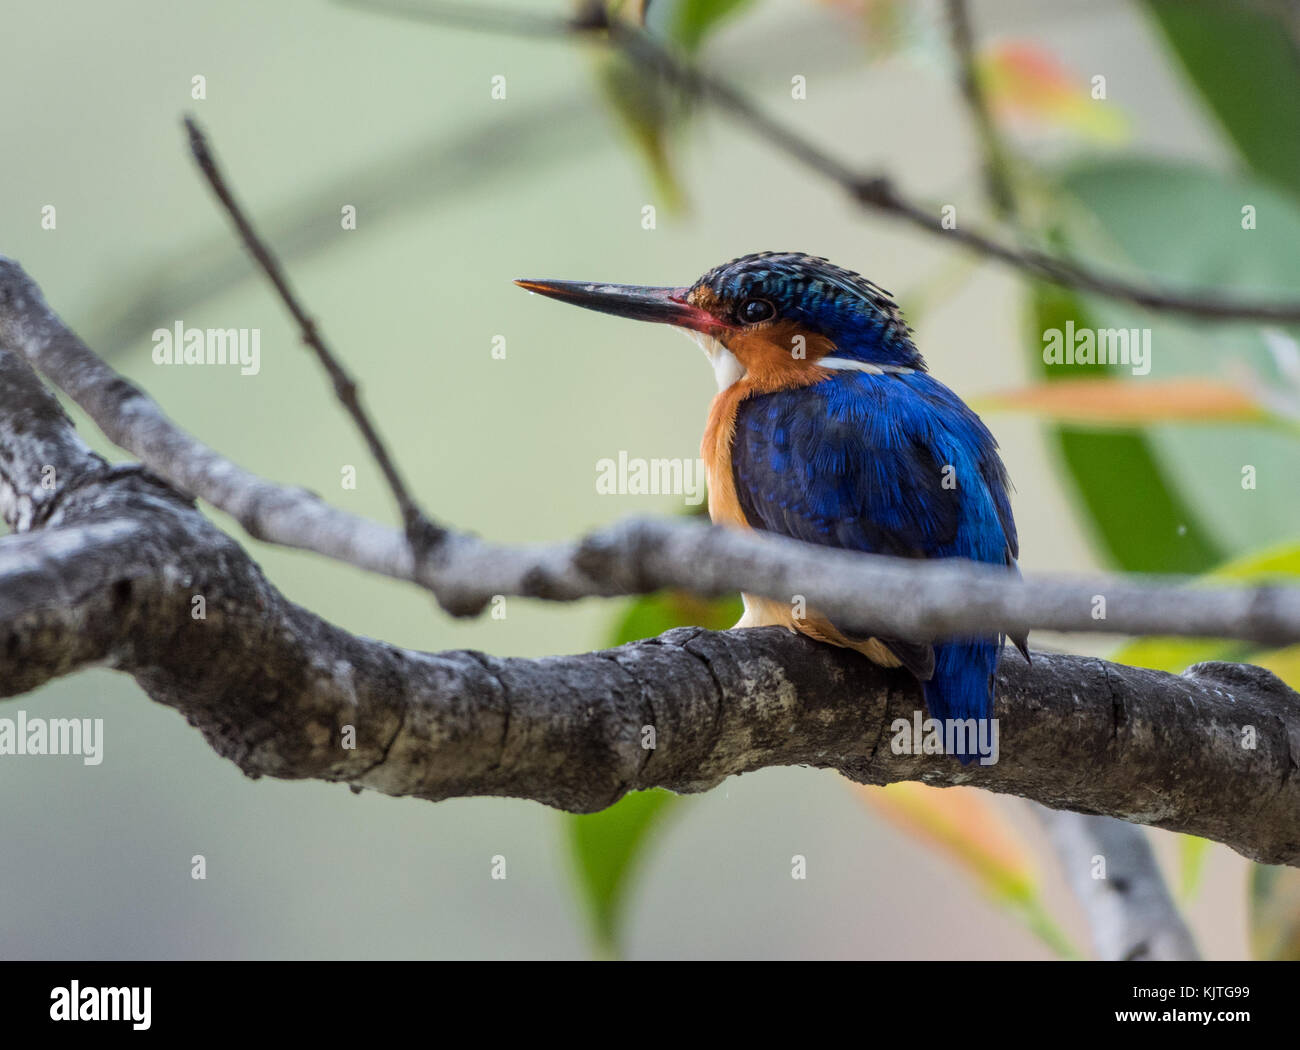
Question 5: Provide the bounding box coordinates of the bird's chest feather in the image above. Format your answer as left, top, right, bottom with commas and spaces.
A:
700, 356, 832, 530
707, 379, 876, 532
723, 373, 1014, 570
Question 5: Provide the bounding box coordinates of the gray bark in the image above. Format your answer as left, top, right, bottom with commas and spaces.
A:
1033, 808, 1200, 960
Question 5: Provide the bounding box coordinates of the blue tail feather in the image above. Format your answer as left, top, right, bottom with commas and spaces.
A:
921, 639, 1001, 764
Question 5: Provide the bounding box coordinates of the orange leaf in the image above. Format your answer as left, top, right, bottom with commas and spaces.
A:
980, 378, 1270, 427
856, 782, 1036, 899
856, 782, 1080, 955
979, 41, 1128, 142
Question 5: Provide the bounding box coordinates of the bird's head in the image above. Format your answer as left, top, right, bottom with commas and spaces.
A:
516, 251, 925, 391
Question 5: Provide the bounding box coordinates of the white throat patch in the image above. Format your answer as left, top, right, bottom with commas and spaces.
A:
681, 329, 745, 391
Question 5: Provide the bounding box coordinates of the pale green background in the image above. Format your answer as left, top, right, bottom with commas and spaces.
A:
0, 0, 1251, 958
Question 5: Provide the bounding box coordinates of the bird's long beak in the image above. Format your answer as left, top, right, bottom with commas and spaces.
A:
514, 278, 725, 333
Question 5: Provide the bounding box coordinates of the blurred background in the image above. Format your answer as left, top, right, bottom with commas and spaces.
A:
1, 0, 1297, 959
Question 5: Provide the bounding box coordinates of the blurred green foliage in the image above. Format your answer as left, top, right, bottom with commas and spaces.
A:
1029, 282, 1222, 573
1250, 864, 1300, 960
1053, 160, 1300, 554
1143, 0, 1300, 200
669, 0, 756, 53
1039, 12, 1300, 945
594, 52, 689, 212
593, 0, 757, 213
566, 500, 742, 954
569, 788, 678, 956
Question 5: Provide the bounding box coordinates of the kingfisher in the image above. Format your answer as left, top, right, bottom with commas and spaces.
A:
516, 252, 1025, 761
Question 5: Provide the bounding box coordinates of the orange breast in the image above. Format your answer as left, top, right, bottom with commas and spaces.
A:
700, 329, 835, 529
701, 384, 750, 530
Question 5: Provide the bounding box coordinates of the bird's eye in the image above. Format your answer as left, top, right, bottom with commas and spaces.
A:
738, 297, 775, 324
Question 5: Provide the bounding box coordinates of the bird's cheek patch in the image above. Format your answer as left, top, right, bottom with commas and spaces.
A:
724, 321, 837, 391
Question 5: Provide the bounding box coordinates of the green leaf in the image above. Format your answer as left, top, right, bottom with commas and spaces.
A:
1111, 636, 1244, 674
1028, 282, 1222, 573
1194, 539, 1300, 582
609, 589, 743, 645
565, 524, 740, 957
1039, 158, 1300, 560
858, 783, 1081, 958
669, 0, 756, 53
1254, 644, 1300, 688
1250, 863, 1300, 959
1177, 836, 1212, 902
1142, 1, 1300, 199
568, 789, 676, 957
593, 52, 688, 212
594, 0, 758, 206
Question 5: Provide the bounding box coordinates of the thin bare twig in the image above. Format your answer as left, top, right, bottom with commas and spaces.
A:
183, 116, 445, 554
340, 0, 1300, 324
944, 0, 1017, 220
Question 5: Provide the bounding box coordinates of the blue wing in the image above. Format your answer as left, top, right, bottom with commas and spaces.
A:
731, 371, 1018, 754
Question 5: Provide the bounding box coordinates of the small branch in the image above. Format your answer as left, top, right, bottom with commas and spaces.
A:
3, 256, 1299, 646
604, 16, 1300, 322
339, 0, 1300, 324
943, 0, 1017, 220
336, 0, 599, 36
0, 346, 105, 531
183, 116, 443, 554
1033, 808, 1201, 960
